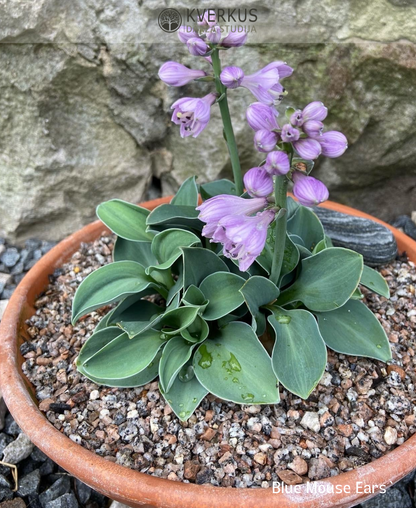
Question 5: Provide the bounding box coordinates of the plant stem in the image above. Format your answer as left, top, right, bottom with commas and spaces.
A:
270, 175, 289, 285
211, 49, 244, 195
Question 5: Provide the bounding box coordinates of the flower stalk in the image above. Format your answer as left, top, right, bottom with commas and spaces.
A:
211, 48, 244, 195
270, 174, 289, 285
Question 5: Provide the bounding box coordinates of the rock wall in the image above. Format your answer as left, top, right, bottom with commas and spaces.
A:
0, 0, 415, 242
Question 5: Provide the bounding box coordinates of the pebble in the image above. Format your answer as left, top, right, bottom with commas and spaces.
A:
44, 493, 79, 508
384, 426, 398, 445
39, 477, 71, 507
0, 391, 6, 431
277, 470, 303, 485
2, 434, 33, 464
17, 469, 41, 497
308, 457, 331, 481
288, 456, 308, 476
300, 412, 320, 433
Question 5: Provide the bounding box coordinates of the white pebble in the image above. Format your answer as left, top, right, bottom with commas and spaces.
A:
384, 426, 398, 445
300, 412, 320, 433
89, 390, 100, 400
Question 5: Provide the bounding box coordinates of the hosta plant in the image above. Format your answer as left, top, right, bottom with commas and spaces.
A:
72, 14, 391, 421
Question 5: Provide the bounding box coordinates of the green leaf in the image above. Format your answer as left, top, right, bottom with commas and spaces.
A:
160, 364, 208, 421
278, 248, 363, 312
151, 229, 201, 266
351, 287, 364, 300
200, 179, 237, 200
182, 285, 209, 311
312, 237, 329, 255
287, 196, 300, 220
159, 336, 195, 392
82, 330, 164, 380
171, 176, 199, 207
146, 204, 202, 230
268, 307, 327, 399
221, 257, 250, 279
280, 234, 300, 283
115, 299, 164, 336
285, 107, 296, 120
239, 276, 280, 334
119, 305, 200, 338
72, 261, 159, 324
315, 299, 392, 362
287, 205, 325, 252
78, 352, 161, 388
180, 315, 209, 343
199, 272, 246, 320
77, 327, 124, 367
94, 293, 154, 332
194, 322, 279, 404
96, 199, 153, 242
182, 247, 229, 289
113, 238, 157, 266
360, 265, 390, 298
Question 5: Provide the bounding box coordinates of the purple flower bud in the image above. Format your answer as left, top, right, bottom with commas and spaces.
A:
220, 66, 245, 89
281, 124, 300, 142
219, 210, 276, 271
243, 167, 274, 197
206, 25, 221, 43
302, 101, 328, 122
318, 131, 348, 158
254, 130, 279, 153
264, 151, 290, 176
171, 93, 216, 138
302, 120, 324, 138
246, 103, 279, 131
292, 172, 329, 207
290, 109, 303, 127
220, 30, 248, 48
159, 61, 206, 87
187, 37, 209, 56
260, 61, 293, 79
292, 138, 322, 160
197, 9, 217, 27
177, 26, 199, 44
197, 195, 267, 223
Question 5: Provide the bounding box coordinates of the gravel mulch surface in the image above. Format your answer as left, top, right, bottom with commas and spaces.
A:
20, 234, 416, 491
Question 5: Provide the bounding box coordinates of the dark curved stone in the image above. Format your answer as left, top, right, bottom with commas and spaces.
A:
313, 207, 398, 266
391, 215, 416, 241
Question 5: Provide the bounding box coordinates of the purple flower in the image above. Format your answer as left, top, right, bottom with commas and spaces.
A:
264, 151, 290, 176
213, 210, 276, 271
290, 109, 303, 127
302, 101, 328, 122
171, 93, 217, 138
254, 130, 279, 153
281, 124, 300, 143
292, 138, 322, 160
220, 66, 245, 89
243, 167, 273, 197
220, 30, 248, 48
318, 131, 348, 158
260, 61, 293, 79
206, 25, 221, 43
197, 9, 217, 27
240, 67, 280, 104
187, 37, 209, 57
302, 120, 324, 138
159, 62, 206, 87
177, 26, 199, 44
246, 103, 279, 131
197, 195, 267, 224
292, 172, 329, 207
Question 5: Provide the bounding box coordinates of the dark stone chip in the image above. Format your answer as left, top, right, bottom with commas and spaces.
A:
49, 404, 72, 414
345, 446, 369, 459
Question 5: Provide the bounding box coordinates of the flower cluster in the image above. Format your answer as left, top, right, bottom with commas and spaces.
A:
158, 11, 349, 271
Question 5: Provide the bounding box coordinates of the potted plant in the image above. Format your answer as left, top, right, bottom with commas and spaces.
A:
1, 11, 416, 508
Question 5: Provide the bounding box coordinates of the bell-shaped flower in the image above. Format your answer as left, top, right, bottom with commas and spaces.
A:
240, 67, 280, 104
290, 102, 328, 127
220, 66, 245, 89
159, 62, 206, 87
281, 124, 300, 143
196, 195, 267, 224
302, 120, 324, 138
292, 138, 322, 160
214, 210, 276, 271
243, 167, 274, 197
177, 26, 200, 44
246, 103, 279, 131
264, 151, 290, 176
171, 93, 217, 138
318, 131, 348, 158
292, 172, 329, 207
254, 129, 279, 153
220, 31, 248, 48
206, 25, 221, 43
187, 37, 209, 57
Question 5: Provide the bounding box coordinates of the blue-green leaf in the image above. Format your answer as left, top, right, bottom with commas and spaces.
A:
182, 247, 229, 289
159, 336, 195, 392
287, 205, 325, 252
268, 307, 327, 399
200, 179, 237, 200
199, 272, 246, 320
360, 265, 390, 298
171, 176, 199, 207
97, 199, 153, 242
146, 204, 202, 230
113, 238, 157, 266
239, 276, 280, 334
315, 299, 391, 362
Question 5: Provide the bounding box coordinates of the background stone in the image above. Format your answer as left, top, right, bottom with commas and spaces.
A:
0, 0, 415, 243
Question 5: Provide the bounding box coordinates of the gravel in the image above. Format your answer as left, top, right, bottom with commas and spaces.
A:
18, 235, 416, 494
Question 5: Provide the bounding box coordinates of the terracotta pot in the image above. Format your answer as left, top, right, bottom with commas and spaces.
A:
1, 196, 416, 508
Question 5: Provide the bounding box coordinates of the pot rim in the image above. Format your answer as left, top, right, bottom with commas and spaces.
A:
1, 196, 416, 508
